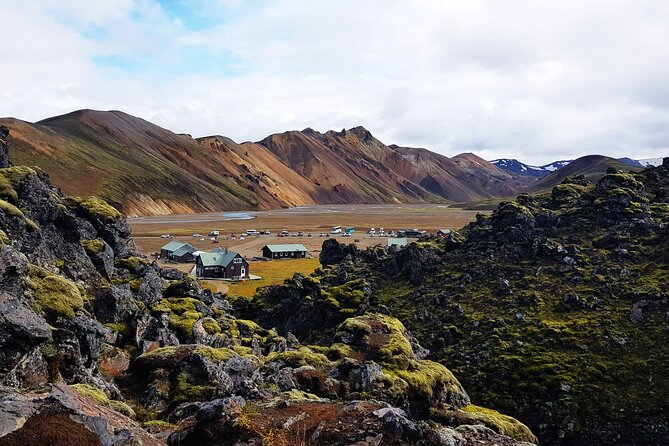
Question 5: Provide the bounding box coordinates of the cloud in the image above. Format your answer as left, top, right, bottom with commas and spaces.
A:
0, 0, 668, 163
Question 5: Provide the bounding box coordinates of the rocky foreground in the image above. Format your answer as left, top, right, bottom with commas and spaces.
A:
238, 158, 669, 445
0, 128, 539, 444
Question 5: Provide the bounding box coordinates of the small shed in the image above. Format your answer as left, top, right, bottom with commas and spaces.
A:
437, 229, 452, 237
388, 237, 407, 247
160, 241, 197, 262
196, 249, 248, 279
262, 244, 308, 259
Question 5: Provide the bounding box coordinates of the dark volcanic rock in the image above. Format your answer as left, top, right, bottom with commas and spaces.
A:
0, 125, 10, 168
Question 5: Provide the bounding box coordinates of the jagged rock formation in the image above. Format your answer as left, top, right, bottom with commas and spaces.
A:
243, 161, 669, 445
0, 125, 9, 168
0, 123, 536, 443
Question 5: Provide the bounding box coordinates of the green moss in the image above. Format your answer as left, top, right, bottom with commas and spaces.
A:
460, 405, 537, 443
25, 267, 84, 319
389, 359, 463, 405
265, 347, 331, 369
64, 196, 122, 221
104, 322, 132, 337
202, 317, 221, 334
71, 383, 108, 402
173, 371, 217, 405
326, 343, 353, 360
229, 319, 264, 340
0, 229, 9, 245
80, 238, 105, 255
143, 420, 174, 429
0, 199, 39, 230
71, 383, 135, 418
0, 166, 38, 203
0, 199, 25, 217
0, 175, 17, 202
193, 346, 237, 362
115, 256, 148, 272
283, 389, 322, 401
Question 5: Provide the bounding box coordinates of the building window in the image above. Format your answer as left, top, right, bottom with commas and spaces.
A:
234, 258, 242, 264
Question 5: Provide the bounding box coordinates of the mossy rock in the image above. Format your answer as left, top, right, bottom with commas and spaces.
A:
80, 238, 105, 255
64, 196, 122, 221
134, 345, 196, 372
115, 256, 148, 272
0, 166, 38, 203
201, 317, 221, 334
192, 345, 237, 363
0, 229, 9, 245
432, 404, 538, 443
25, 265, 84, 319
334, 314, 415, 368
265, 347, 331, 369
0, 199, 39, 230
173, 370, 218, 405
70, 383, 135, 418
152, 297, 204, 340
388, 359, 469, 410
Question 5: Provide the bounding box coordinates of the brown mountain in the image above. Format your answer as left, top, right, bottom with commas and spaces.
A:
1, 109, 530, 216
528, 155, 636, 193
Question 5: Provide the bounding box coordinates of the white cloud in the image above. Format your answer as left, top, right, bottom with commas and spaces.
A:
0, 0, 668, 164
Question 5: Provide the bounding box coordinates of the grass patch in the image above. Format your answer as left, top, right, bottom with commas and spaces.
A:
226, 258, 320, 297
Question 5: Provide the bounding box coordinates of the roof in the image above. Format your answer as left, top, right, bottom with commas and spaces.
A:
161, 240, 195, 252
388, 237, 407, 246
198, 250, 240, 267
172, 246, 196, 257
437, 229, 452, 234
263, 244, 308, 253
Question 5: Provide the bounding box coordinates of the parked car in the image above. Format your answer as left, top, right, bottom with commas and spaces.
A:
246, 229, 259, 236
208, 230, 220, 237
320, 232, 326, 237
261, 230, 271, 235
297, 231, 304, 237
160, 234, 173, 238
281, 229, 289, 236
192, 233, 202, 238
307, 233, 312, 237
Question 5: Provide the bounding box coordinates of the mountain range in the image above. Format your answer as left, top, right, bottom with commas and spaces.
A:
0, 109, 661, 216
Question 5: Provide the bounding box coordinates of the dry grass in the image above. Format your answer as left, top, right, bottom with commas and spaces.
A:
227, 258, 320, 297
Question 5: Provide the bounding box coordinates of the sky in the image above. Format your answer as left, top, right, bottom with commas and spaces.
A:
1, 0, 668, 164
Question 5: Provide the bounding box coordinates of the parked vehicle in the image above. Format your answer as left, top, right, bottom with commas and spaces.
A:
192, 233, 202, 238
160, 234, 173, 238
281, 229, 289, 236
345, 227, 355, 235
246, 229, 259, 236
307, 233, 312, 237
261, 230, 271, 235
320, 232, 326, 237
403, 229, 427, 238
208, 230, 220, 237
369, 228, 376, 236
330, 226, 342, 234
297, 231, 304, 237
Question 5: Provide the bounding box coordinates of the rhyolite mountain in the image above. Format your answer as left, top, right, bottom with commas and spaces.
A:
237, 160, 669, 445
527, 155, 635, 193
0, 109, 533, 217
0, 127, 538, 444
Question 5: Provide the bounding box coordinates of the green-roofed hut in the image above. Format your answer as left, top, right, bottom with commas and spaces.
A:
195, 248, 248, 279
160, 240, 197, 262
261, 244, 308, 259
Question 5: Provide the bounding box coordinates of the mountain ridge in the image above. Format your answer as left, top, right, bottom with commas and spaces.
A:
0, 109, 532, 216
